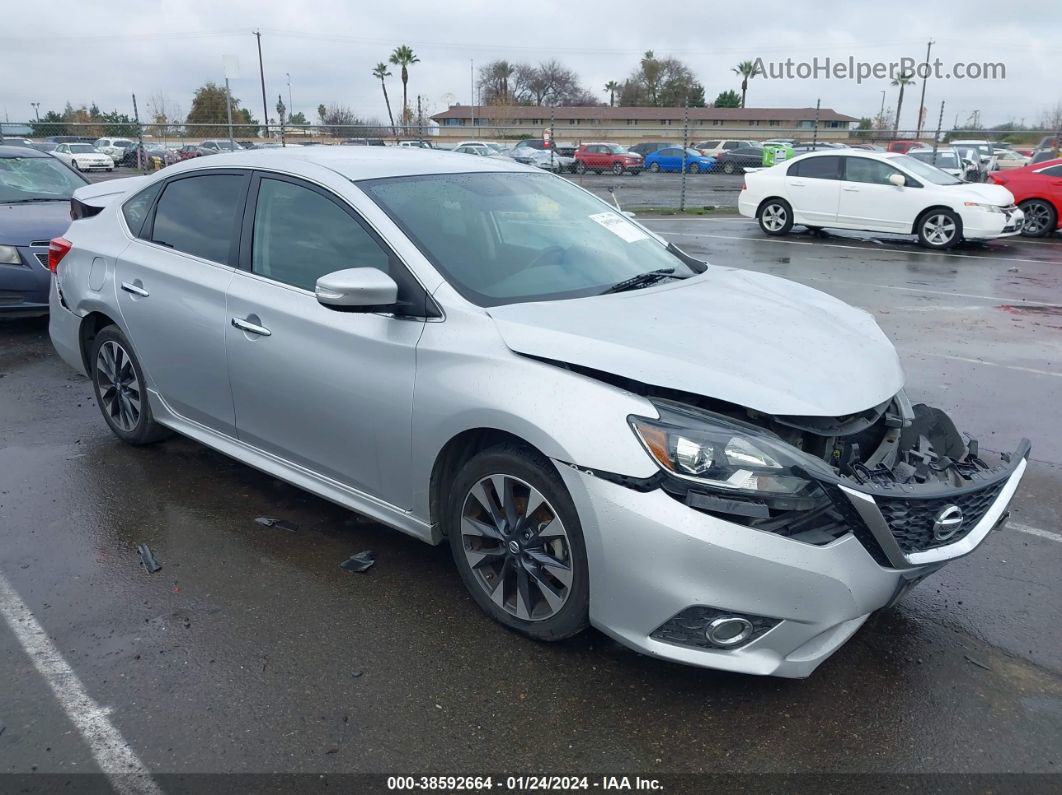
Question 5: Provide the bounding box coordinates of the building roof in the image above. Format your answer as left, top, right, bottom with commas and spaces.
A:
432, 106, 859, 123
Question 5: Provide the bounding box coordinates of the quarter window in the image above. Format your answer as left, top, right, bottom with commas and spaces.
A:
121, 183, 162, 238
1039, 165, 1062, 177
250, 177, 390, 291
151, 174, 246, 263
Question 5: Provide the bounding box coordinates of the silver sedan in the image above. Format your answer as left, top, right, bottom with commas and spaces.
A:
48, 148, 1028, 677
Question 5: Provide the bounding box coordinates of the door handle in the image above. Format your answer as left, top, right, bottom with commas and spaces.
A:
789, 180, 806, 187
842, 187, 860, 192
231, 317, 271, 337
120, 281, 149, 297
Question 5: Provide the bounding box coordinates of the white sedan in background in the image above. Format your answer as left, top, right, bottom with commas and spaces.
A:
53, 143, 114, 172
739, 151, 1022, 249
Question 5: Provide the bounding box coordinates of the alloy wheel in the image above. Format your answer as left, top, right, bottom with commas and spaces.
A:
460, 474, 573, 622
96, 340, 142, 432
922, 213, 957, 246
1022, 202, 1053, 236
761, 204, 787, 232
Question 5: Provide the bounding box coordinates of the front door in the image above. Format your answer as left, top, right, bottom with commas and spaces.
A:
836, 156, 917, 231
225, 173, 424, 508
114, 171, 249, 435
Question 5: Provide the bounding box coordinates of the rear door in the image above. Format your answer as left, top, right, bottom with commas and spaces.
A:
113, 170, 248, 435
224, 172, 425, 507
784, 155, 842, 224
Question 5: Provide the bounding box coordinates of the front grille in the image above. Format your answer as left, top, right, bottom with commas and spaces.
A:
874, 480, 1006, 554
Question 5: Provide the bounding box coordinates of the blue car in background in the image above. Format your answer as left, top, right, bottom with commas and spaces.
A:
644, 147, 717, 174
0, 146, 86, 317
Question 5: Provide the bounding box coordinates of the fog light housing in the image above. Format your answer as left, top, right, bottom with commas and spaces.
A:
706, 617, 754, 647
651, 605, 779, 651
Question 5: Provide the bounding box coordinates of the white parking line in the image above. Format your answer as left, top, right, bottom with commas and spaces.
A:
659, 230, 1056, 266
0, 572, 161, 794
1006, 522, 1062, 544
902, 350, 1062, 379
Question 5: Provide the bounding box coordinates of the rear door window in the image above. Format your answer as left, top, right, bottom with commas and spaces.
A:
788, 156, 841, 179
150, 173, 247, 263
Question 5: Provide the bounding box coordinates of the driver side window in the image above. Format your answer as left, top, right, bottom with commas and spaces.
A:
249, 177, 390, 292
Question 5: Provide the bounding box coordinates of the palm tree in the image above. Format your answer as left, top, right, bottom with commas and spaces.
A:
389, 45, 420, 130
372, 62, 396, 135
732, 60, 762, 109
492, 61, 515, 102
605, 80, 621, 107
891, 69, 917, 134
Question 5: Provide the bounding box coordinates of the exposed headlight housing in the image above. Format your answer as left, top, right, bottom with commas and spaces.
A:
630, 401, 832, 498
0, 244, 22, 265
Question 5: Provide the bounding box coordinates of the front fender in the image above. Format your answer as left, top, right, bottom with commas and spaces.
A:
409, 308, 660, 521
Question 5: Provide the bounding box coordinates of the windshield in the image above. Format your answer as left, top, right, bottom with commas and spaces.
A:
892, 154, 963, 185
359, 172, 696, 306
69, 144, 96, 153
908, 150, 959, 169
0, 156, 88, 202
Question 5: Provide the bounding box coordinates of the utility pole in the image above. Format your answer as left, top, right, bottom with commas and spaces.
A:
470, 59, 475, 135
254, 30, 269, 139
30, 102, 40, 122
132, 93, 146, 172
879, 90, 886, 119
812, 98, 821, 148
915, 39, 934, 137
286, 72, 293, 119
932, 100, 944, 157
225, 78, 235, 149
680, 98, 689, 212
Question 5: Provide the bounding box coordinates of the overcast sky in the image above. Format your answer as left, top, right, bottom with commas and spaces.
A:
7, 0, 1060, 130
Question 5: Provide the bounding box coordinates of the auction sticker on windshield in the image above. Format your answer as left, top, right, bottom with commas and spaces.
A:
589, 211, 648, 243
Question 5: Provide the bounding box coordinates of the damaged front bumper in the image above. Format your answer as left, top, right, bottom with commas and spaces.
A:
557, 398, 1030, 678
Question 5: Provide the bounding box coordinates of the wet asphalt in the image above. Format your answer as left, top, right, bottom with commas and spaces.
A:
1, 196, 1061, 783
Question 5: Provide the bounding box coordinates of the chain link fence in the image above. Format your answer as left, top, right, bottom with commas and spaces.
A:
3, 120, 1058, 211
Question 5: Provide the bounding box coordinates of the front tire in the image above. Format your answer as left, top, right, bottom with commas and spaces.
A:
447, 443, 589, 641
575, 161, 587, 175
758, 198, 793, 236
611, 162, 624, 175
917, 209, 962, 249
1019, 199, 1057, 237
72, 160, 82, 172
89, 326, 170, 445
649, 162, 660, 173
722, 161, 736, 174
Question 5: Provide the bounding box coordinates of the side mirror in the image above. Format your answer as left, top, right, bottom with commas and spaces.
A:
888, 173, 906, 187
315, 268, 398, 311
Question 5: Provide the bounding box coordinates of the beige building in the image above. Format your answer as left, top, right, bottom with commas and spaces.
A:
430, 105, 859, 145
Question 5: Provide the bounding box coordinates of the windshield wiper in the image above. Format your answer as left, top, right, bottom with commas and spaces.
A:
602, 268, 676, 295
5, 198, 68, 203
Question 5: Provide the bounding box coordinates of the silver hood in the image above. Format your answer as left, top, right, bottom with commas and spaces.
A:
487, 267, 905, 417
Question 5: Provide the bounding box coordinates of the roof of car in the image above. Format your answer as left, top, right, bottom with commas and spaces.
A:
0, 145, 49, 158
150, 145, 539, 180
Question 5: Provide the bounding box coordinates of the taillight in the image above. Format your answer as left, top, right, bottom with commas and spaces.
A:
48, 237, 72, 273
741, 179, 747, 191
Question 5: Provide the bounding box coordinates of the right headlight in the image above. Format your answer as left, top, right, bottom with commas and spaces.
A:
629, 401, 833, 498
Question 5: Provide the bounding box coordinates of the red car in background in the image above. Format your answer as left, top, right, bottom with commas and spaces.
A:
573, 143, 643, 175
886, 140, 926, 154
989, 158, 1062, 237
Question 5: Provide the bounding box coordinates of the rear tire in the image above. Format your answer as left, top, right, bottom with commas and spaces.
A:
917, 208, 962, 249
89, 326, 170, 446
72, 160, 82, 172
575, 162, 586, 174
688, 163, 700, 174
611, 162, 624, 175
758, 198, 794, 236
649, 162, 660, 173
722, 161, 736, 174
1019, 199, 1057, 237
446, 443, 589, 642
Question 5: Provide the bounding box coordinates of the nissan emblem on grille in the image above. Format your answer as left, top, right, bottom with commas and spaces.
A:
931, 505, 964, 541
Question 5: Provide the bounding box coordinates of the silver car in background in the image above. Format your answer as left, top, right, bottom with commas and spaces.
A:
48, 148, 1028, 677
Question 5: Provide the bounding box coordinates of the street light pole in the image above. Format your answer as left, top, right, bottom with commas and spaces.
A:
254, 30, 269, 139
879, 90, 886, 119
286, 72, 293, 118
915, 39, 934, 137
